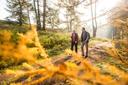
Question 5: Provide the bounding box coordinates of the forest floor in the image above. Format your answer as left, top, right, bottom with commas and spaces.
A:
0, 39, 128, 84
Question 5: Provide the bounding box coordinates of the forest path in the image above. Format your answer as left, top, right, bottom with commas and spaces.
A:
51, 40, 113, 65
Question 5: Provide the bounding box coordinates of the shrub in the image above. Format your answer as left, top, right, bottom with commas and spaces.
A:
39, 31, 70, 56
0, 28, 47, 68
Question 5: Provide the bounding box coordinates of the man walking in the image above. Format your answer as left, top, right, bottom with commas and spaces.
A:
71, 30, 78, 53
81, 27, 90, 58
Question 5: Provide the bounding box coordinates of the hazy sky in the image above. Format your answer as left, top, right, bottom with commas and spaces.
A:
0, 0, 121, 19
0, 0, 10, 20
0, 0, 121, 22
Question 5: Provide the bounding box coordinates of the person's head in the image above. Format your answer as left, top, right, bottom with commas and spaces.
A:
73, 30, 76, 33
82, 27, 85, 31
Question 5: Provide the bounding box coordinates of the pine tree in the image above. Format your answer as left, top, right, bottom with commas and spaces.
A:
6, 0, 30, 26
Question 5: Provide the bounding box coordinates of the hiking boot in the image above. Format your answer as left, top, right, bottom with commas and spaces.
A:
76, 61, 81, 65
84, 55, 88, 58
82, 54, 84, 57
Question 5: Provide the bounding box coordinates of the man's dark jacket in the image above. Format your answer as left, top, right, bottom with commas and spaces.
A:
71, 32, 78, 43
81, 31, 90, 43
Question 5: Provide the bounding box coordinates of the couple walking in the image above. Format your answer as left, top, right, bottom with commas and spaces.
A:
71, 27, 90, 58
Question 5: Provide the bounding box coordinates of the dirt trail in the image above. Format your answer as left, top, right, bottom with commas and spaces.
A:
87, 41, 113, 61
48, 40, 114, 68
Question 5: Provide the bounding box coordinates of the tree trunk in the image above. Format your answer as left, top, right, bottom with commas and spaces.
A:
33, 0, 38, 29
93, 27, 97, 37
90, 0, 95, 37
94, 0, 97, 37
18, 0, 23, 26
90, 0, 97, 37
112, 28, 115, 40
33, 0, 41, 30
51, 24, 54, 29
43, 0, 46, 30
26, 0, 31, 29
37, 0, 41, 30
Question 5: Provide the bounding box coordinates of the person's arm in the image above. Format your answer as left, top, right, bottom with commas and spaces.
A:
75, 33, 79, 43
85, 32, 89, 42
81, 32, 83, 42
